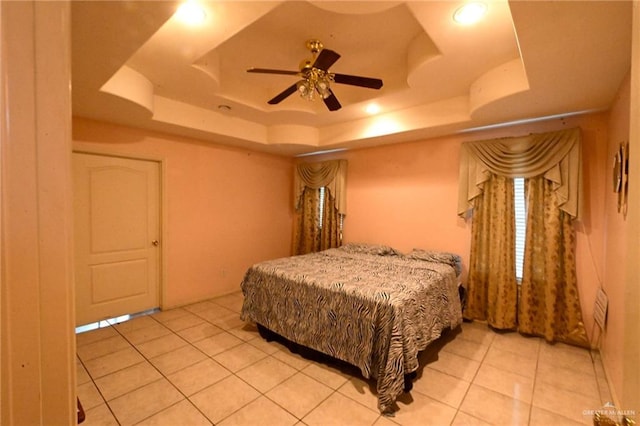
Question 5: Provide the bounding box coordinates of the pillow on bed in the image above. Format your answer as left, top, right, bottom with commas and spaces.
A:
407, 249, 463, 276
339, 242, 402, 256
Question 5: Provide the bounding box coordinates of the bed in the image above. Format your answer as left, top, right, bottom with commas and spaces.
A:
240, 243, 463, 414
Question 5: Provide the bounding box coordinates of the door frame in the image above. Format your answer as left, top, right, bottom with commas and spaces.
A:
72, 146, 167, 311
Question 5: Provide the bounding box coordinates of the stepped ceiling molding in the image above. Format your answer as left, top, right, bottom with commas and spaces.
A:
71, 1, 632, 156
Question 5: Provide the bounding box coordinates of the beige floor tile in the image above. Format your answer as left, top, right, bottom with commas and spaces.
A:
77, 335, 131, 361
218, 396, 298, 426
228, 322, 260, 341
412, 366, 471, 408
213, 342, 269, 372
183, 300, 216, 314
194, 331, 243, 356
473, 362, 534, 403
236, 355, 298, 393
532, 380, 600, 425
529, 406, 587, 426
450, 411, 493, 426
83, 346, 145, 379
337, 376, 379, 412
136, 333, 188, 359
460, 384, 531, 425
149, 344, 207, 375
538, 343, 595, 375
167, 358, 232, 396
265, 372, 334, 418
247, 335, 285, 355
94, 361, 162, 401
302, 392, 380, 426
77, 381, 105, 410
483, 345, 538, 378
194, 305, 236, 322
119, 322, 172, 345
190, 375, 261, 423
77, 359, 92, 385
113, 315, 159, 334
177, 322, 224, 343
425, 350, 481, 382
457, 321, 496, 346
491, 332, 541, 359
82, 403, 119, 426
301, 361, 352, 390
272, 347, 313, 370
108, 379, 184, 425
536, 362, 600, 400
373, 415, 400, 426
136, 400, 212, 426
441, 335, 490, 362
591, 353, 613, 404
151, 307, 191, 323
77, 326, 118, 347
393, 390, 458, 426
212, 314, 245, 330
162, 313, 206, 332
211, 292, 244, 313
76, 302, 613, 426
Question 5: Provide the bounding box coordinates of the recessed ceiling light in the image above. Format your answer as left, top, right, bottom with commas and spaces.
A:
176, 2, 206, 25
365, 103, 381, 115
453, 2, 487, 25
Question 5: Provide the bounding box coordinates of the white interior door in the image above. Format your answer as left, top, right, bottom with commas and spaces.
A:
73, 152, 161, 326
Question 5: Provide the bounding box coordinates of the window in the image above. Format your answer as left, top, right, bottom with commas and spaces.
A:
318, 186, 344, 236
318, 187, 326, 229
514, 177, 527, 281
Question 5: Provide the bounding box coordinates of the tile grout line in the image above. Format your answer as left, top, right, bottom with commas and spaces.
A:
77, 322, 124, 426
104, 305, 225, 424
449, 322, 495, 425
526, 337, 542, 426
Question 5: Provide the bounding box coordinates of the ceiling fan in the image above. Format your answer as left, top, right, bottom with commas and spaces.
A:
247, 39, 383, 111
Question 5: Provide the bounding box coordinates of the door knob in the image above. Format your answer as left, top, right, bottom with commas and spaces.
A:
151, 240, 159, 246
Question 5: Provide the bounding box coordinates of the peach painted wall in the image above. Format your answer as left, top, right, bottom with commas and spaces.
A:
602, 73, 630, 406
311, 112, 610, 346
73, 118, 294, 308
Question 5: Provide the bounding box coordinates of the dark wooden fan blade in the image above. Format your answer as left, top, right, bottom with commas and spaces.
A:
248, 68, 300, 76
323, 90, 341, 111
333, 73, 383, 89
268, 83, 298, 104
312, 49, 341, 71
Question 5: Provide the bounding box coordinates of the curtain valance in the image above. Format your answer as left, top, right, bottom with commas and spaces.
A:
294, 159, 347, 215
458, 127, 582, 219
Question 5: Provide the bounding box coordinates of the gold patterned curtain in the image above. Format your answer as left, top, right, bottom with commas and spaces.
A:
293, 160, 346, 255
465, 174, 518, 329
459, 127, 588, 346
293, 187, 341, 255
518, 175, 589, 347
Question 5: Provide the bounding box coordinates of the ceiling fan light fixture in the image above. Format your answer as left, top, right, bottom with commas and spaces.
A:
248, 39, 383, 110
297, 80, 315, 101
315, 77, 332, 99
453, 2, 487, 25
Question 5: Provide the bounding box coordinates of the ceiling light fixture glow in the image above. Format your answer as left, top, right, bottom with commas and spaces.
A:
365, 103, 381, 115
453, 2, 487, 25
176, 2, 206, 25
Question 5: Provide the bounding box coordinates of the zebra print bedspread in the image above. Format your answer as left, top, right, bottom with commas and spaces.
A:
240, 244, 463, 414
